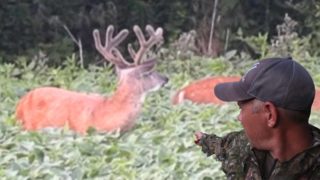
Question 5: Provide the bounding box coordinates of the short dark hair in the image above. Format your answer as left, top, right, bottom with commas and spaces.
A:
250, 99, 311, 123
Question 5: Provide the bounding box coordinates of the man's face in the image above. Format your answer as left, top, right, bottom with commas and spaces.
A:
237, 99, 269, 149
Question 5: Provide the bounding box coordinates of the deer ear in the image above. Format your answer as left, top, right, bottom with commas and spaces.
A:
117, 58, 157, 75
115, 66, 122, 76
137, 58, 157, 72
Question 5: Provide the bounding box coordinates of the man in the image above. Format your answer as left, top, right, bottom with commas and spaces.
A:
195, 57, 320, 179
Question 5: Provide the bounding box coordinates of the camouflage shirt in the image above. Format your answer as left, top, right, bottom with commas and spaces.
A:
199, 125, 320, 180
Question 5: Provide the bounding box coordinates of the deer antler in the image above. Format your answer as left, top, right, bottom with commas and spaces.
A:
93, 25, 131, 67
128, 25, 163, 65
93, 25, 163, 67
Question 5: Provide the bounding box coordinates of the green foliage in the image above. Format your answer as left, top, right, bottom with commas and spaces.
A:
0, 54, 239, 179
287, 1, 320, 55
229, 14, 320, 79
1, 40, 320, 179
0, 0, 195, 65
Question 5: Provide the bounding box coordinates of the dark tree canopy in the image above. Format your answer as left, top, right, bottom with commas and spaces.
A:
0, 0, 319, 65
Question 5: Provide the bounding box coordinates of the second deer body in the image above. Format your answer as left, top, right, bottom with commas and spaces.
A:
15, 25, 168, 134
172, 76, 241, 105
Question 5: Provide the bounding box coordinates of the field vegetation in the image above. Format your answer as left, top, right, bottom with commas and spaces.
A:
1, 29, 320, 180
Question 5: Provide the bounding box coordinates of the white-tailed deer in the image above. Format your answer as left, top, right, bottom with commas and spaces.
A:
15, 25, 168, 134
172, 76, 241, 105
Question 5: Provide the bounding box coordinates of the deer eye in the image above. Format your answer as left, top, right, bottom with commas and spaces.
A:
141, 71, 152, 77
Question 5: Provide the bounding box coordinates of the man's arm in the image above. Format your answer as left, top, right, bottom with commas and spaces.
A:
308, 165, 320, 179
195, 130, 252, 179
194, 132, 220, 156
195, 131, 248, 157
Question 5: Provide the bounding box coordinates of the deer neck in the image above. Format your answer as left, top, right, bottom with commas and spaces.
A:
107, 79, 146, 107
92, 79, 146, 132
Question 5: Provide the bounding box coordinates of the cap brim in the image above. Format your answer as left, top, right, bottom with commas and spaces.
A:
214, 81, 253, 102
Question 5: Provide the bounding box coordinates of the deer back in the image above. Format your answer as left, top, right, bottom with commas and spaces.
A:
172, 76, 241, 105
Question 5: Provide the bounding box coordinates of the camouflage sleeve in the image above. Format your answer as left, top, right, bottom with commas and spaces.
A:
199, 130, 247, 157
198, 133, 220, 156
199, 130, 251, 179
309, 165, 320, 179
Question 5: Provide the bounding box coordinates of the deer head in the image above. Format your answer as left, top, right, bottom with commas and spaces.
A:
93, 25, 168, 95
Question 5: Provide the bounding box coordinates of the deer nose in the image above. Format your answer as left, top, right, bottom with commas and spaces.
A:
163, 76, 169, 84
160, 76, 169, 87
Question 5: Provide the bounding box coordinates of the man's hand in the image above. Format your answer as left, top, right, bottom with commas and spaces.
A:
194, 131, 206, 145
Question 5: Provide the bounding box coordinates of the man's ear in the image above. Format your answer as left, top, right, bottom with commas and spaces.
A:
264, 102, 278, 128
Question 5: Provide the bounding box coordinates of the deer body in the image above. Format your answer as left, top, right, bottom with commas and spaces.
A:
15, 25, 168, 134
16, 86, 143, 133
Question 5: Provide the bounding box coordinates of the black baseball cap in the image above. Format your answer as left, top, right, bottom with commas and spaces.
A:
214, 57, 315, 111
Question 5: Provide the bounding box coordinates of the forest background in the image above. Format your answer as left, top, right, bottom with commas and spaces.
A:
2, 1, 320, 64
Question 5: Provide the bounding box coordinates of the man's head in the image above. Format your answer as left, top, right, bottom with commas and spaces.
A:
214, 57, 315, 112
214, 57, 315, 148
235, 98, 311, 149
